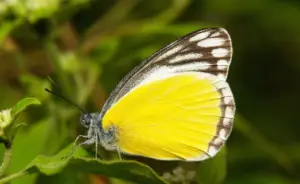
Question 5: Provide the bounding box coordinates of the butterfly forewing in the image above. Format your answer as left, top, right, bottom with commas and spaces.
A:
101, 28, 233, 115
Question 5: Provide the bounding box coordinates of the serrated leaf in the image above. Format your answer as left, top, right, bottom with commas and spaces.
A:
197, 148, 227, 184
25, 144, 167, 184
11, 98, 41, 118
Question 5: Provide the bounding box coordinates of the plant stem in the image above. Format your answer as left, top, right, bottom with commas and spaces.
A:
0, 142, 12, 177
0, 170, 28, 184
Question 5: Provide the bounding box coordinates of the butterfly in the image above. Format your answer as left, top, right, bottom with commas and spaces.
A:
77, 27, 235, 161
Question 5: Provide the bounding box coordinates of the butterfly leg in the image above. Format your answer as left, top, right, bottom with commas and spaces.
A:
65, 125, 96, 159
63, 134, 90, 159
72, 135, 89, 151
117, 146, 122, 160
70, 137, 96, 158
95, 133, 98, 159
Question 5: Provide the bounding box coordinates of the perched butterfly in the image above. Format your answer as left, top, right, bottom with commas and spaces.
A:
77, 28, 235, 161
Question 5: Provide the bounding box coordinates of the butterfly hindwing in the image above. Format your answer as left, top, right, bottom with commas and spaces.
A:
102, 73, 235, 160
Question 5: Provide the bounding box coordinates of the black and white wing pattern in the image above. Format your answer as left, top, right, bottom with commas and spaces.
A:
100, 28, 233, 116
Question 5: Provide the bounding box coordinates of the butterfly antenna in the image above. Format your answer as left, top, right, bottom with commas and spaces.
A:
45, 88, 86, 114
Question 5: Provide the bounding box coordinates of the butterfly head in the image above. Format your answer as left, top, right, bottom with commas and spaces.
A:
80, 113, 92, 128
80, 113, 101, 129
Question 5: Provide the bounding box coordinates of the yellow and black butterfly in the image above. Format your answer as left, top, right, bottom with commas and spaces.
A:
78, 27, 235, 161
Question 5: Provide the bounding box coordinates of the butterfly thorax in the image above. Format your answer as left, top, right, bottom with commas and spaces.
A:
81, 113, 118, 151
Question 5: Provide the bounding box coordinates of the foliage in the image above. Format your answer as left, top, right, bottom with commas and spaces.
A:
0, 97, 40, 181
1, 0, 300, 184
0, 144, 166, 184
0, 98, 40, 146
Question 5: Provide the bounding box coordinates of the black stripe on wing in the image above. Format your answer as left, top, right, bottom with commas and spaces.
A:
152, 28, 232, 80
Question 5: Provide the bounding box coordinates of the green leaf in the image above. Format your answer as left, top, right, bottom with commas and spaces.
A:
25, 145, 167, 184
0, 98, 40, 145
8, 119, 50, 184
35, 169, 84, 184
197, 148, 227, 184
11, 98, 41, 118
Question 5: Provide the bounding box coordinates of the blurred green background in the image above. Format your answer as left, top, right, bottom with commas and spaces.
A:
1, 0, 300, 184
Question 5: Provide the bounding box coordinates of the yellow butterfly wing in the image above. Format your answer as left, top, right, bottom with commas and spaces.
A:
102, 73, 235, 160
